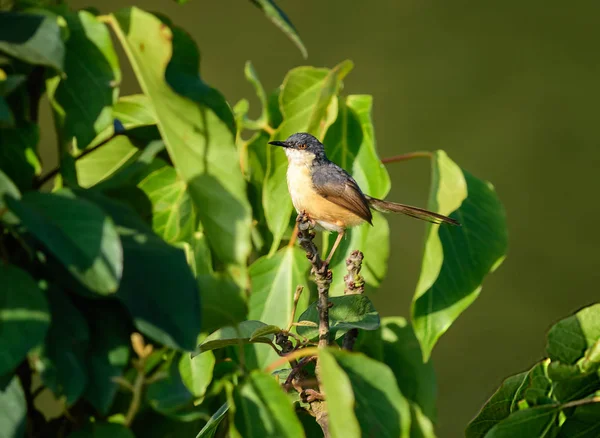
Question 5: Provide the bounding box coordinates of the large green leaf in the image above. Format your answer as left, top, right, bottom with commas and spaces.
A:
0, 11, 64, 70
380, 317, 436, 421
249, 0, 307, 59
47, 10, 120, 151
547, 304, 600, 365
322, 94, 391, 295
320, 349, 411, 438
466, 361, 552, 438
248, 246, 310, 365
194, 320, 275, 356
318, 349, 361, 438
263, 61, 353, 251
68, 422, 136, 438
484, 405, 559, 438
82, 303, 130, 415
232, 370, 304, 438
36, 286, 90, 405
111, 7, 252, 266
412, 151, 508, 360
0, 121, 41, 191
0, 376, 26, 438
0, 265, 50, 376
79, 190, 201, 350
6, 189, 123, 295
557, 403, 600, 438
296, 295, 380, 341
196, 402, 229, 438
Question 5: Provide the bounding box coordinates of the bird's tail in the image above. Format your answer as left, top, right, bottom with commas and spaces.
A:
366, 196, 460, 226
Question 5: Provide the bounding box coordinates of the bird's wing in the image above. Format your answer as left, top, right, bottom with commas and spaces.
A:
311, 162, 373, 224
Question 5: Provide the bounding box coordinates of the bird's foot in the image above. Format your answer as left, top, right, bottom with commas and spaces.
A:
302, 389, 325, 403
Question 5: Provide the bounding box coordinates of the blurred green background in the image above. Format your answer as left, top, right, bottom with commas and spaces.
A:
40, 0, 600, 436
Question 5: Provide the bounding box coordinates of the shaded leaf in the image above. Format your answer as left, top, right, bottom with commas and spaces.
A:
380, 317, 436, 421
484, 405, 559, 438
466, 360, 552, 438
196, 402, 229, 438
0, 96, 12, 127
68, 422, 136, 438
194, 321, 274, 356
412, 151, 508, 360
6, 189, 123, 295
321, 349, 411, 438
0, 169, 20, 224
79, 190, 201, 350
249, 0, 307, 58
297, 295, 380, 341
547, 304, 600, 365
0, 121, 41, 191
0, 376, 26, 438
112, 8, 252, 265
0, 11, 64, 70
47, 10, 120, 151
0, 265, 50, 377
232, 370, 304, 438
249, 246, 310, 365
263, 61, 353, 250
36, 286, 89, 405
0, 74, 26, 97
557, 403, 600, 438
409, 403, 436, 438
82, 303, 131, 415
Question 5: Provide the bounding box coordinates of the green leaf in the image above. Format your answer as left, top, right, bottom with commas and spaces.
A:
196, 402, 229, 438
232, 370, 304, 438
250, 325, 282, 342
322, 94, 391, 294
36, 286, 90, 405
318, 349, 361, 438
68, 422, 136, 438
547, 304, 600, 365
409, 403, 436, 438
557, 403, 600, 438
194, 320, 275, 356
249, 0, 307, 59
239, 61, 269, 129
6, 189, 123, 295
0, 376, 26, 438
0, 121, 41, 191
380, 317, 436, 421
466, 360, 552, 438
296, 295, 380, 341
320, 349, 412, 438
0, 11, 65, 70
180, 347, 215, 398
249, 246, 310, 365
263, 60, 353, 250
79, 190, 201, 351
112, 8, 252, 266
46, 10, 120, 150
82, 303, 131, 415
0, 265, 50, 377
484, 405, 559, 438
0, 96, 12, 127
0, 74, 26, 97
412, 151, 508, 360
0, 170, 20, 224
135, 159, 197, 243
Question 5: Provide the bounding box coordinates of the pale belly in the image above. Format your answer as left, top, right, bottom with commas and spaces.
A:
286, 162, 365, 233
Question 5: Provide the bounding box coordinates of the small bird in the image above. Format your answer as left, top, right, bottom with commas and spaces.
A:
269, 132, 460, 265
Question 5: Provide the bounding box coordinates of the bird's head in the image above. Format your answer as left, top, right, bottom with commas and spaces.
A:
269, 132, 326, 164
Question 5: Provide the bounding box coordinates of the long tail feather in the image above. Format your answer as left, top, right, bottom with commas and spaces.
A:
366, 196, 460, 226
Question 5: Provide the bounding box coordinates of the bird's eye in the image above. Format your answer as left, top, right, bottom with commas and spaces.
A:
298, 144, 307, 150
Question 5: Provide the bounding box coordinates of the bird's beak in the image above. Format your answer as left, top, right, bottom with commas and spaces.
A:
268, 140, 289, 148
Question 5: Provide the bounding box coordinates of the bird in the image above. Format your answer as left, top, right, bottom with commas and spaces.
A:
269, 132, 460, 265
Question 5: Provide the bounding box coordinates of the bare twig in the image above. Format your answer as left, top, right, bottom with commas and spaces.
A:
296, 213, 331, 348
342, 250, 365, 351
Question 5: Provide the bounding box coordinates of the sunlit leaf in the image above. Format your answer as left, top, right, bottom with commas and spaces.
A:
196, 402, 229, 438
193, 321, 274, 356
0, 11, 64, 70
0, 376, 26, 438
111, 8, 252, 266
46, 10, 120, 151
0, 265, 50, 377
263, 60, 353, 251
232, 370, 304, 438
484, 405, 559, 438
547, 304, 600, 365
412, 151, 508, 360
6, 189, 123, 295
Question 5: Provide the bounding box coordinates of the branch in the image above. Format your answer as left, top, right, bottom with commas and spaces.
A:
296, 213, 331, 348
381, 151, 432, 164
342, 250, 365, 351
